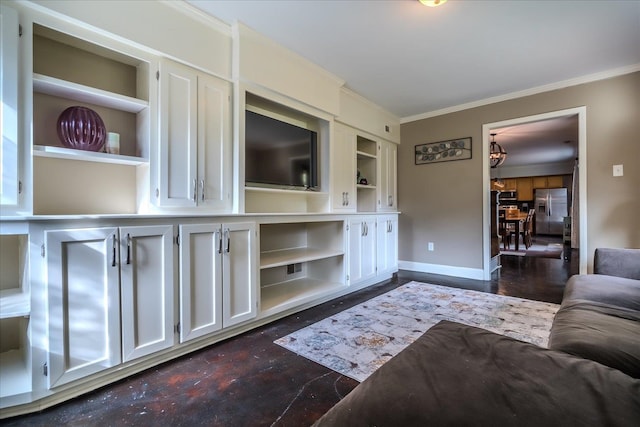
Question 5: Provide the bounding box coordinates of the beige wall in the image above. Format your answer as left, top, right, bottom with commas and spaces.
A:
399, 72, 640, 273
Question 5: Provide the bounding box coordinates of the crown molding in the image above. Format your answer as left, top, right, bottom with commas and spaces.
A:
401, 64, 640, 124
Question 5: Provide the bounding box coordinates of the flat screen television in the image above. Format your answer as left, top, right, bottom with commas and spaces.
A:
245, 110, 318, 190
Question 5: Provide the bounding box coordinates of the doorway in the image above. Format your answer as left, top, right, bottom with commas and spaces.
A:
482, 107, 588, 280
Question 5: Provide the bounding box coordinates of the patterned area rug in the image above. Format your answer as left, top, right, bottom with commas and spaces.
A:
502, 243, 563, 258
275, 281, 559, 382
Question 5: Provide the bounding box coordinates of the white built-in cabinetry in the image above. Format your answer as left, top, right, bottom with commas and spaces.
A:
156, 59, 232, 212
332, 122, 398, 214
331, 124, 357, 212
0, 4, 23, 216
120, 225, 175, 362
348, 217, 377, 286
178, 222, 256, 342
378, 141, 397, 212
0, 1, 399, 418
376, 215, 399, 276
29, 19, 155, 215
45, 227, 122, 388
0, 225, 31, 401
259, 220, 346, 317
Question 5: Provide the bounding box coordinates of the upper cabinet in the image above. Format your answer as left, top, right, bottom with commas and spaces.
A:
0, 4, 24, 216
331, 123, 357, 212
378, 140, 397, 212
155, 59, 232, 213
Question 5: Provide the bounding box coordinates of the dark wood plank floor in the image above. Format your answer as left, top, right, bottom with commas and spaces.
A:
4, 246, 578, 427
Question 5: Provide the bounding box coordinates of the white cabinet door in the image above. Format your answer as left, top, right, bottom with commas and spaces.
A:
157, 59, 232, 212
378, 141, 397, 212
348, 218, 376, 286
376, 215, 398, 276
222, 222, 257, 327
121, 225, 174, 362
158, 59, 198, 208
46, 228, 121, 388
198, 73, 232, 212
331, 123, 356, 212
179, 223, 223, 343
0, 4, 23, 215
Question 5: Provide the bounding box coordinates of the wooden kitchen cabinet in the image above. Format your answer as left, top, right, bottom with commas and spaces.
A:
503, 179, 517, 191
547, 175, 564, 188
516, 177, 533, 201
532, 175, 564, 189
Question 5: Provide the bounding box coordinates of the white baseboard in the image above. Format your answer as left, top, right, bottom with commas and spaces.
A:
398, 260, 485, 280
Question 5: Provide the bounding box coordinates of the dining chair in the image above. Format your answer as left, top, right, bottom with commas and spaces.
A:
498, 210, 511, 250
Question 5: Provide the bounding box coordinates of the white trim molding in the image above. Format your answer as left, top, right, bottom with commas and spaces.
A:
402, 64, 639, 123
399, 260, 485, 281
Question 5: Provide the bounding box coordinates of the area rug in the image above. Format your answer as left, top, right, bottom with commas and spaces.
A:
502, 243, 563, 258
275, 281, 559, 382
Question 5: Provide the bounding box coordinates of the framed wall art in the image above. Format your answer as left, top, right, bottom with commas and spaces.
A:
415, 137, 472, 165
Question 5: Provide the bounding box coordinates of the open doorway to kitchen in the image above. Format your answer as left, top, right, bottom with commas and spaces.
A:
482, 107, 588, 280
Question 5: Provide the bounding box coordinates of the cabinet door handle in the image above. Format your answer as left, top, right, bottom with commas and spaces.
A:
346, 192, 349, 206
126, 233, 131, 265
388, 195, 393, 207
225, 229, 230, 253
200, 179, 205, 201
192, 179, 197, 202
111, 234, 117, 267
217, 228, 223, 254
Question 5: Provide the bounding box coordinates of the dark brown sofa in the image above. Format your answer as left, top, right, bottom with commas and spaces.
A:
548, 248, 640, 378
313, 248, 640, 426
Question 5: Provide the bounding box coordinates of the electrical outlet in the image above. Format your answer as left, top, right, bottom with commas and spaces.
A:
428, 242, 434, 251
613, 164, 624, 177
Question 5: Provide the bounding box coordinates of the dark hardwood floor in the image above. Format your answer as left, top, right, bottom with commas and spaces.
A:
4, 246, 578, 427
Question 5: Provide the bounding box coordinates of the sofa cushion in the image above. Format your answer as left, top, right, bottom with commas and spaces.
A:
313, 320, 640, 427
594, 248, 640, 280
549, 300, 640, 378
563, 274, 640, 311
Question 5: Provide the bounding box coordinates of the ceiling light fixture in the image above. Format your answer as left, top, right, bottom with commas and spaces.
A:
419, 0, 448, 7
489, 133, 507, 168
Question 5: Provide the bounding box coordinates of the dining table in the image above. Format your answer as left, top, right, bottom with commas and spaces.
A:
501, 212, 529, 251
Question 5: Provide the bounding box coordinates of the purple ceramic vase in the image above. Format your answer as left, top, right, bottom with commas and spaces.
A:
57, 106, 107, 152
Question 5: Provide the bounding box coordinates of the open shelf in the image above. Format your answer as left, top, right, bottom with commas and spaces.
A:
34, 145, 147, 166
0, 290, 30, 319
0, 316, 31, 399
260, 247, 344, 269
245, 187, 329, 214
259, 221, 346, 316
260, 277, 346, 317
356, 150, 376, 159
33, 73, 148, 113
0, 348, 30, 398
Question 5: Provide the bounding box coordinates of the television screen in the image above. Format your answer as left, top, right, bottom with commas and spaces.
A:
245, 110, 318, 189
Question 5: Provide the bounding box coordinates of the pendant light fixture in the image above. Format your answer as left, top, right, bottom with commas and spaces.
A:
489, 133, 507, 168
419, 0, 448, 7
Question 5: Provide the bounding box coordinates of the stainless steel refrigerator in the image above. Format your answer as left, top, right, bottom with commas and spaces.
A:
535, 188, 568, 235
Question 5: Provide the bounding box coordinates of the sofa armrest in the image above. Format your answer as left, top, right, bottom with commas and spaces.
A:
594, 248, 640, 280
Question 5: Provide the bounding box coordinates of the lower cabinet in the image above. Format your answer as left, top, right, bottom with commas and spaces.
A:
120, 225, 175, 362
46, 227, 122, 388
178, 222, 256, 343
9, 214, 397, 416
348, 217, 377, 286
376, 215, 398, 276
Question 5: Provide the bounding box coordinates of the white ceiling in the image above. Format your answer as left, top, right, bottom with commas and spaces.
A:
493, 115, 578, 167
188, 0, 640, 120
186, 0, 638, 167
